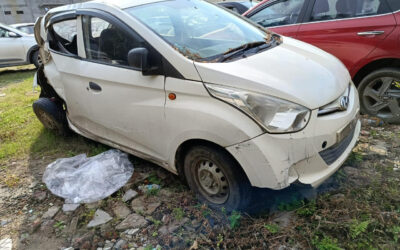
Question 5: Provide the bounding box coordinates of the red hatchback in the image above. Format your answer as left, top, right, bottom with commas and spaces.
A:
244, 0, 400, 123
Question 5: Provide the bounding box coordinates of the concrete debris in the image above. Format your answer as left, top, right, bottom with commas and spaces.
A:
87, 209, 112, 228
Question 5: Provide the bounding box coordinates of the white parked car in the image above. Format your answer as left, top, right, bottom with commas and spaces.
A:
10, 23, 35, 35
0, 23, 40, 68
33, 0, 360, 210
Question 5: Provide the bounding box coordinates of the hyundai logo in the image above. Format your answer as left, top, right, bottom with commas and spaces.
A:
339, 96, 349, 111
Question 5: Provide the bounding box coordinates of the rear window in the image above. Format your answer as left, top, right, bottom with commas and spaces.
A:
386, 0, 400, 11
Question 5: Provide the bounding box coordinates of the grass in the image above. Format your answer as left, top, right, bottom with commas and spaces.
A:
0, 69, 106, 168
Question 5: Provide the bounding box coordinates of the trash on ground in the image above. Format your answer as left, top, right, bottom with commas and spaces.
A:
138, 184, 161, 193
43, 149, 134, 204
362, 117, 384, 127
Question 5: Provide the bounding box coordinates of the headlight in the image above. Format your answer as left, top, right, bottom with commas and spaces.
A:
205, 83, 311, 133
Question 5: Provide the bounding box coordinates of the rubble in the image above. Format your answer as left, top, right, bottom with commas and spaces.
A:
87, 209, 112, 228
42, 206, 60, 219
122, 189, 138, 202
115, 214, 148, 231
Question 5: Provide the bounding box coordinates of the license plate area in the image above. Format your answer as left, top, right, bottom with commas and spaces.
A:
336, 117, 358, 143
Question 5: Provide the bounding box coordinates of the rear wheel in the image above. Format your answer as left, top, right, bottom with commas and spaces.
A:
358, 68, 400, 124
32, 50, 42, 69
184, 145, 251, 211
33, 98, 69, 136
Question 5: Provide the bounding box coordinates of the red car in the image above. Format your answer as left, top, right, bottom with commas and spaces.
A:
244, 0, 400, 123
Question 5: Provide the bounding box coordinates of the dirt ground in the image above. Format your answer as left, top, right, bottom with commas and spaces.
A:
1, 67, 400, 250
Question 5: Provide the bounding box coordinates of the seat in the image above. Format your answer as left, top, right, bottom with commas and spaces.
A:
336, 0, 356, 18
98, 28, 125, 62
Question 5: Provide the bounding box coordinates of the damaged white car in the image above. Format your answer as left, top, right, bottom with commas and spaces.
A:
33, 0, 360, 210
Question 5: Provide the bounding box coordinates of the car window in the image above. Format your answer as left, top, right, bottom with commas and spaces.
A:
0, 27, 10, 38
248, 0, 306, 27
386, 0, 400, 11
127, 0, 270, 61
49, 19, 78, 55
82, 16, 145, 67
310, 0, 391, 22
18, 26, 34, 34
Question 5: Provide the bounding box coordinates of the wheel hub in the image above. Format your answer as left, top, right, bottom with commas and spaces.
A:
362, 77, 400, 119
196, 160, 229, 204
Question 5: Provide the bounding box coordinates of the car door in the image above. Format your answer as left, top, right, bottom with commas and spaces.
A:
245, 0, 309, 38
297, 0, 396, 71
0, 27, 26, 65
67, 12, 167, 162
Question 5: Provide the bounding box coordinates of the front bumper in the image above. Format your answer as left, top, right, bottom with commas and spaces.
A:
226, 83, 360, 189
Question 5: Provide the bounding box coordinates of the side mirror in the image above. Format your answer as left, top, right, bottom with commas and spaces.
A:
8, 32, 20, 38
128, 47, 161, 76
128, 47, 149, 72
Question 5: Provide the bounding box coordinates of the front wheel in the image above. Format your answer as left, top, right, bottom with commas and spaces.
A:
358, 68, 400, 124
184, 145, 251, 211
33, 98, 69, 136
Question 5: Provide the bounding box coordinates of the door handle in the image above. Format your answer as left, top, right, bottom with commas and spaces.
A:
88, 82, 102, 92
357, 31, 385, 36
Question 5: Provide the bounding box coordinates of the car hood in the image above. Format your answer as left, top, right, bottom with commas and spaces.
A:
194, 37, 350, 110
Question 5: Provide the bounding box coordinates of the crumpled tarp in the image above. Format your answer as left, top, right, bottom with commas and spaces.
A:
43, 149, 134, 204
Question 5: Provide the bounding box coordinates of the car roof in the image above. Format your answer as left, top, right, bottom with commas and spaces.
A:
10, 23, 35, 28
48, 0, 168, 14
0, 23, 28, 36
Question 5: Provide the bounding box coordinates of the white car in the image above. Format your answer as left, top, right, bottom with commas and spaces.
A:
10, 23, 35, 35
33, 0, 360, 210
0, 23, 40, 68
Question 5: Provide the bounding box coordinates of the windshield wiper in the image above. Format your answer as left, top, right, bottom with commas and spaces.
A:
218, 41, 269, 62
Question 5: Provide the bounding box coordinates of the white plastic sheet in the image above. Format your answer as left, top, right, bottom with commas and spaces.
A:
43, 149, 134, 203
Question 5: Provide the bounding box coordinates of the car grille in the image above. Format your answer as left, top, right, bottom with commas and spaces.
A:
319, 126, 356, 165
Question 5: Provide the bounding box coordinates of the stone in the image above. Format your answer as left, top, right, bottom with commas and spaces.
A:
158, 218, 189, 235
40, 220, 55, 234
114, 239, 127, 249
104, 240, 114, 249
131, 197, 161, 215
87, 209, 113, 228
33, 191, 47, 202
0, 220, 10, 227
146, 202, 161, 215
124, 228, 139, 235
115, 213, 148, 231
0, 238, 12, 250
272, 211, 296, 228
72, 232, 94, 249
67, 217, 79, 235
369, 145, 388, 156
112, 202, 131, 219
86, 201, 102, 209
122, 189, 138, 202
343, 166, 360, 176
42, 206, 60, 219
63, 203, 80, 212
29, 218, 42, 233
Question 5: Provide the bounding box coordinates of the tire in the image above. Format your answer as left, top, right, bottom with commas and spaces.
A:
358, 68, 400, 124
33, 98, 69, 136
184, 145, 252, 212
32, 50, 41, 69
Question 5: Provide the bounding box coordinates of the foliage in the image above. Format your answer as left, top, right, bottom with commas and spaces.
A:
228, 211, 241, 229
264, 223, 280, 234
173, 207, 185, 221
312, 235, 341, 250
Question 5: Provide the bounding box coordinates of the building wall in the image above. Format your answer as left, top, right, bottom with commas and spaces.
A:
0, 0, 86, 25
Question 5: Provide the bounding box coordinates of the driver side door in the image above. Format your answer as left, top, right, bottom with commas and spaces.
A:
67, 12, 167, 162
246, 0, 309, 38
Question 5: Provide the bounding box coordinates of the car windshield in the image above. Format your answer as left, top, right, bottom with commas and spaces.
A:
125, 0, 276, 62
